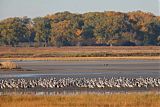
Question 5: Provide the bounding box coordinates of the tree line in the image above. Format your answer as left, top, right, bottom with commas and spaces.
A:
0, 11, 160, 47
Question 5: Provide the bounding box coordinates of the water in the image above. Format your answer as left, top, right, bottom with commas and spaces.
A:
0, 60, 159, 94
0, 60, 159, 78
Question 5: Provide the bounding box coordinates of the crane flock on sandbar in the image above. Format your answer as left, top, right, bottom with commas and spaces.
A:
0, 77, 160, 90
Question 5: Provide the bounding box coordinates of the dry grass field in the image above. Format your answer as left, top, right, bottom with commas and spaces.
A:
0, 93, 159, 107
0, 46, 160, 60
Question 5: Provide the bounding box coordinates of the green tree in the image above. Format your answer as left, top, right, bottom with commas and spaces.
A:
0, 17, 29, 46
33, 17, 51, 47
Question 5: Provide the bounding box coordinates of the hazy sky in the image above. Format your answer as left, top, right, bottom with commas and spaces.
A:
0, 0, 160, 20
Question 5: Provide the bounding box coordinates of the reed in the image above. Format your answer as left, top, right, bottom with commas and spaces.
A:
0, 93, 159, 107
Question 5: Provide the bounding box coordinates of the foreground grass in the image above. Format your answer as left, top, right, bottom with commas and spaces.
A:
0, 93, 159, 107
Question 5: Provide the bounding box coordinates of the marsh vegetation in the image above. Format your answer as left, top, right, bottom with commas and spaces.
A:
0, 93, 159, 107
0, 61, 20, 70
0, 46, 159, 60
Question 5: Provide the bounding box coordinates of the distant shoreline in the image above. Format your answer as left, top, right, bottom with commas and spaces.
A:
0, 46, 159, 61
0, 56, 160, 61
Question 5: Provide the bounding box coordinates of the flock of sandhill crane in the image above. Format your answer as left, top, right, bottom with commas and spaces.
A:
0, 77, 160, 90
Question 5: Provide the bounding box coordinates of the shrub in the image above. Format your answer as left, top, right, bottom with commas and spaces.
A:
0, 61, 19, 69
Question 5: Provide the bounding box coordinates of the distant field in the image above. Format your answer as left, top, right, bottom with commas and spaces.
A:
0, 93, 159, 107
0, 46, 160, 60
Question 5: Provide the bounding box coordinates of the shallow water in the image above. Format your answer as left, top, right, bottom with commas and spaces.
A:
0, 60, 159, 78
0, 60, 159, 94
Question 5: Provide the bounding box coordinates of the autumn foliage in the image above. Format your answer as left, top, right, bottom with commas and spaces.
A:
0, 11, 160, 47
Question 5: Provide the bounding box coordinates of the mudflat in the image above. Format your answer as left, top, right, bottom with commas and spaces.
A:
0, 60, 159, 78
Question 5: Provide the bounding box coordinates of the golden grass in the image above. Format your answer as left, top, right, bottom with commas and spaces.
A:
0, 61, 19, 69
0, 93, 159, 107
0, 46, 159, 54
0, 56, 160, 61
0, 46, 159, 60
0, 46, 159, 56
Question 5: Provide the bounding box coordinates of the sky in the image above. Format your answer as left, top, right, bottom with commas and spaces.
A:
0, 0, 160, 20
